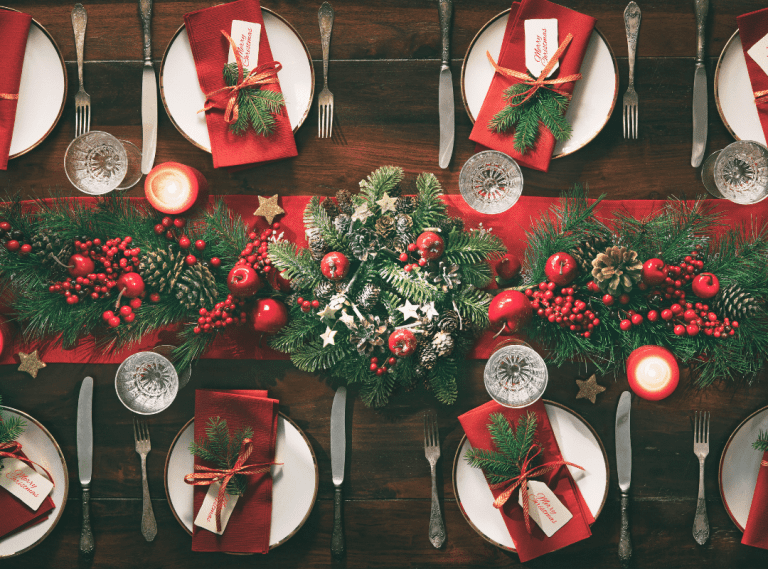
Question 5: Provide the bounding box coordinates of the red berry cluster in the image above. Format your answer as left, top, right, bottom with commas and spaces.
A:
0, 222, 32, 256
645, 248, 705, 302
193, 294, 248, 334
399, 243, 427, 272
370, 356, 396, 376
296, 296, 320, 313
235, 223, 282, 277
102, 298, 142, 328
154, 217, 201, 266
652, 301, 737, 338
525, 281, 601, 338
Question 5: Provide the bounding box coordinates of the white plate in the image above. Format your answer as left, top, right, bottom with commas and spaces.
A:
1, 7, 67, 160
0, 406, 69, 559
461, 10, 618, 158
453, 401, 608, 551
719, 405, 768, 531
715, 30, 767, 145
165, 413, 318, 548
160, 9, 314, 153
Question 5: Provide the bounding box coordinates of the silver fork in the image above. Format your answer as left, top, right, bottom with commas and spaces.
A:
623, 2, 641, 139
692, 411, 710, 545
317, 2, 335, 138
133, 417, 157, 542
71, 4, 91, 138
424, 412, 445, 549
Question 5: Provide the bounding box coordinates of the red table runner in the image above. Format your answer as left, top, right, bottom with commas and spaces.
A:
1, 194, 766, 365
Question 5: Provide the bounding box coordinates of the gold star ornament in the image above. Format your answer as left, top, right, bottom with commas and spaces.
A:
575, 374, 606, 404
253, 194, 285, 224
17, 350, 46, 378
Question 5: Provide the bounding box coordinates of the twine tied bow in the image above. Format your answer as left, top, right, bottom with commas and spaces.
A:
755, 90, 768, 105
183, 437, 276, 533
761, 459, 768, 467
0, 93, 18, 101
488, 444, 584, 534
0, 440, 53, 482
486, 33, 582, 108
198, 30, 282, 125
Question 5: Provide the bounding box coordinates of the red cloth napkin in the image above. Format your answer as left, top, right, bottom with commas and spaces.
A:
737, 8, 768, 143
184, 0, 297, 169
0, 450, 55, 540
469, 0, 596, 172
458, 399, 593, 562
0, 10, 31, 171
192, 389, 278, 553
742, 452, 768, 548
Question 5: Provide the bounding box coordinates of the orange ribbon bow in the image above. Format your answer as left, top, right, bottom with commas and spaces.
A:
486, 33, 582, 108
198, 30, 282, 125
761, 459, 768, 467
183, 437, 276, 533
488, 444, 584, 534
0, 93, 18, 101
0, 440, 54, 482
755, 90, 768, 105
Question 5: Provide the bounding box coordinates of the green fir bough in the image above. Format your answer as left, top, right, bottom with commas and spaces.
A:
189, 416, 254, 496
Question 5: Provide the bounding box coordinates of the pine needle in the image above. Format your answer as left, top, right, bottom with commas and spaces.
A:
223, 63, 285, 136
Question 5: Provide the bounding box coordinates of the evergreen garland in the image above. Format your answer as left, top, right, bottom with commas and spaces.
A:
188, 416, 254, 496
464, 412, 537, 485
223, 63, 286, 137
0, 396, 25, 445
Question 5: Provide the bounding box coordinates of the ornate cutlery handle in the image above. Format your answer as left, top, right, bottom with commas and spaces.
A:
693, 457, 709, 544
318, 2, 334, 88
619, 491, 632, 569
71, 4, 87, 88
331, 485, 345, 558
624, 2, 641, 88
428, 464, 445, 548
438, 0, 453, 68
80, 485, 95, 557
140, 456, 157, 542
139, 0, 152, 62
693, 0, 708, 64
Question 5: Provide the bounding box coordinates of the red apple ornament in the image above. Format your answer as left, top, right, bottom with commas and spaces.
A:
251, 298, 289, 334
116, 272, 145, 298
388, 328, 418, 357
489, 290, 532, 335
67, 254, 96, 278
642, 258, 667, 286
321, 252, 350, 281
496, 253, 522, 281
416, 231, 445, 261
544, 252, 578, 286
627, 345, 679, 401
227, 264, 262, 297
692, 273, 720, 299
267, 269, 292, 292
144, 162, 209, 215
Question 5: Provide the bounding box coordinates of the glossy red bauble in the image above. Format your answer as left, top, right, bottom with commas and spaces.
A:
489, 290, 532, 334
416, 231, 445, 261
227, 264, 262, 297
144, 162, 209, 215
67, 254, 96, 278
496, 253, 522, 281
267, 268, 292, 292
116, 272, 145, 298
626, 345, 679, 401
320, 252, 350, 281
692, 273, 720, 299
388, 328, 418, 357
641, 258, 667, 286
544, 252, 578, 286
250, 298, 289, 334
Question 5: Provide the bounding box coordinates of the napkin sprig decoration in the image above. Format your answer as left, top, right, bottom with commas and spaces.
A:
199, 30, 286, 137
465, 412, 583, 533
754, 431, 768, 466
0, 398, 53, 481
486, 33, 582, 154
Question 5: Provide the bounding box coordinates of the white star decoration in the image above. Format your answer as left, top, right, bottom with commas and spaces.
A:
376, 193, 398, 214
339, 310, 357, 330
320, 327, 337, 347
351, 203, 373, 224
422, 301, 439, 321
317, 304, 339, 321
398, 299, 422, 321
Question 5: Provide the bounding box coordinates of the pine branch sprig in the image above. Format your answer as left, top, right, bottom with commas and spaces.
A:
754, 430, 768, 453
0, 396, 25, 445
223, 63, 285, 137
189, 416, 254, 496
465, 412, 538, 485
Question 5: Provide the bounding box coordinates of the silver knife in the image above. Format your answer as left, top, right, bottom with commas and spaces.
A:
330, 386, 347, 559
139, 0, 157, 174
616, 391, 632, 569
77, 377, 95, 557
437, 0, 454, 169
691, 0, 709, 167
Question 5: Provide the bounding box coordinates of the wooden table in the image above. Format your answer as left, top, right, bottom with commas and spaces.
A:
2, 0, 768, 567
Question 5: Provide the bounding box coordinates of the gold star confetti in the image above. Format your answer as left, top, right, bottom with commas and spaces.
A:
253, 194, 285, 224
575, 374, 606, 404
17, 350, 46, 378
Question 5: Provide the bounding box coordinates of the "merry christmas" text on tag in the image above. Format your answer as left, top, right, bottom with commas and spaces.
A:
0, 457, 54, 511
518, 479, 572, 537
748, 32, 768, 79
228, 20, 262, 69
194, 480, 240, 535
524, 19, 559, 78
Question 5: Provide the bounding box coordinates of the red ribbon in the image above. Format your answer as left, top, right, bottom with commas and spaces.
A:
761, 459, 768, 467
0, 441, 54, 483
755, 90, 768, 105
0, 93, 18, 101
184, 437, 277, 533
488, 444, 584, 534
486, 33, 582, 108
198, 30, 282, 125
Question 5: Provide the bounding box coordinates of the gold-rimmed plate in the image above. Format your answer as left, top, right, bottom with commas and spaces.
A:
461, 10, 618, 159
452, 400, 608, 551
164, 413, 318, 549
0, 406, 69, 559
1, 7, 67, 161
160, 9, 314, 153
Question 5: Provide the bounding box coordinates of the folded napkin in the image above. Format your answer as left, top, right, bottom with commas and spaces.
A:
737, 8, 768, 143
469, 0, 595, 172
184, 0, 297, 169
458, 399, 593, 562
0, 450, 55, 540
742, 451, 768, 548
0, 10, 31, 171
192, 389, 278, 553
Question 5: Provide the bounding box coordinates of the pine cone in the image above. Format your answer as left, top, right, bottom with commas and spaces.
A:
394, 213, 413, 235
571, 235, 610, 274
393, 234, 411, 254
314, 280, 335, 301
419, 345, 438, 370
438, 310, 459, 333
711, 283, 762, 321
139, 246, 186, 293
350, 228, 381, 262
336, 189, 353, 215
395, 196, 417, 214
431, 331, 454, 357
30, 229, 74, 275
321, 198, 340, 219
174, 263, 218, 310
591, 246, 643, 295
334, 213, 351, 235
309, 235, 329, 261
375, 215, 395, 239
356, 283, 381, 311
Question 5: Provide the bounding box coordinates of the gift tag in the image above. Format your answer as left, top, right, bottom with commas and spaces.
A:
747, 33, 768, 78
524, 19, 559, 78
194, 480, 239, 535
228, 20, 262, 69
518, 479, 573, 537
0, 458, 54, 511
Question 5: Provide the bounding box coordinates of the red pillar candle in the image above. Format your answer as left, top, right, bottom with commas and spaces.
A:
144, 162, 208, 215
626, 345, 679, 400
